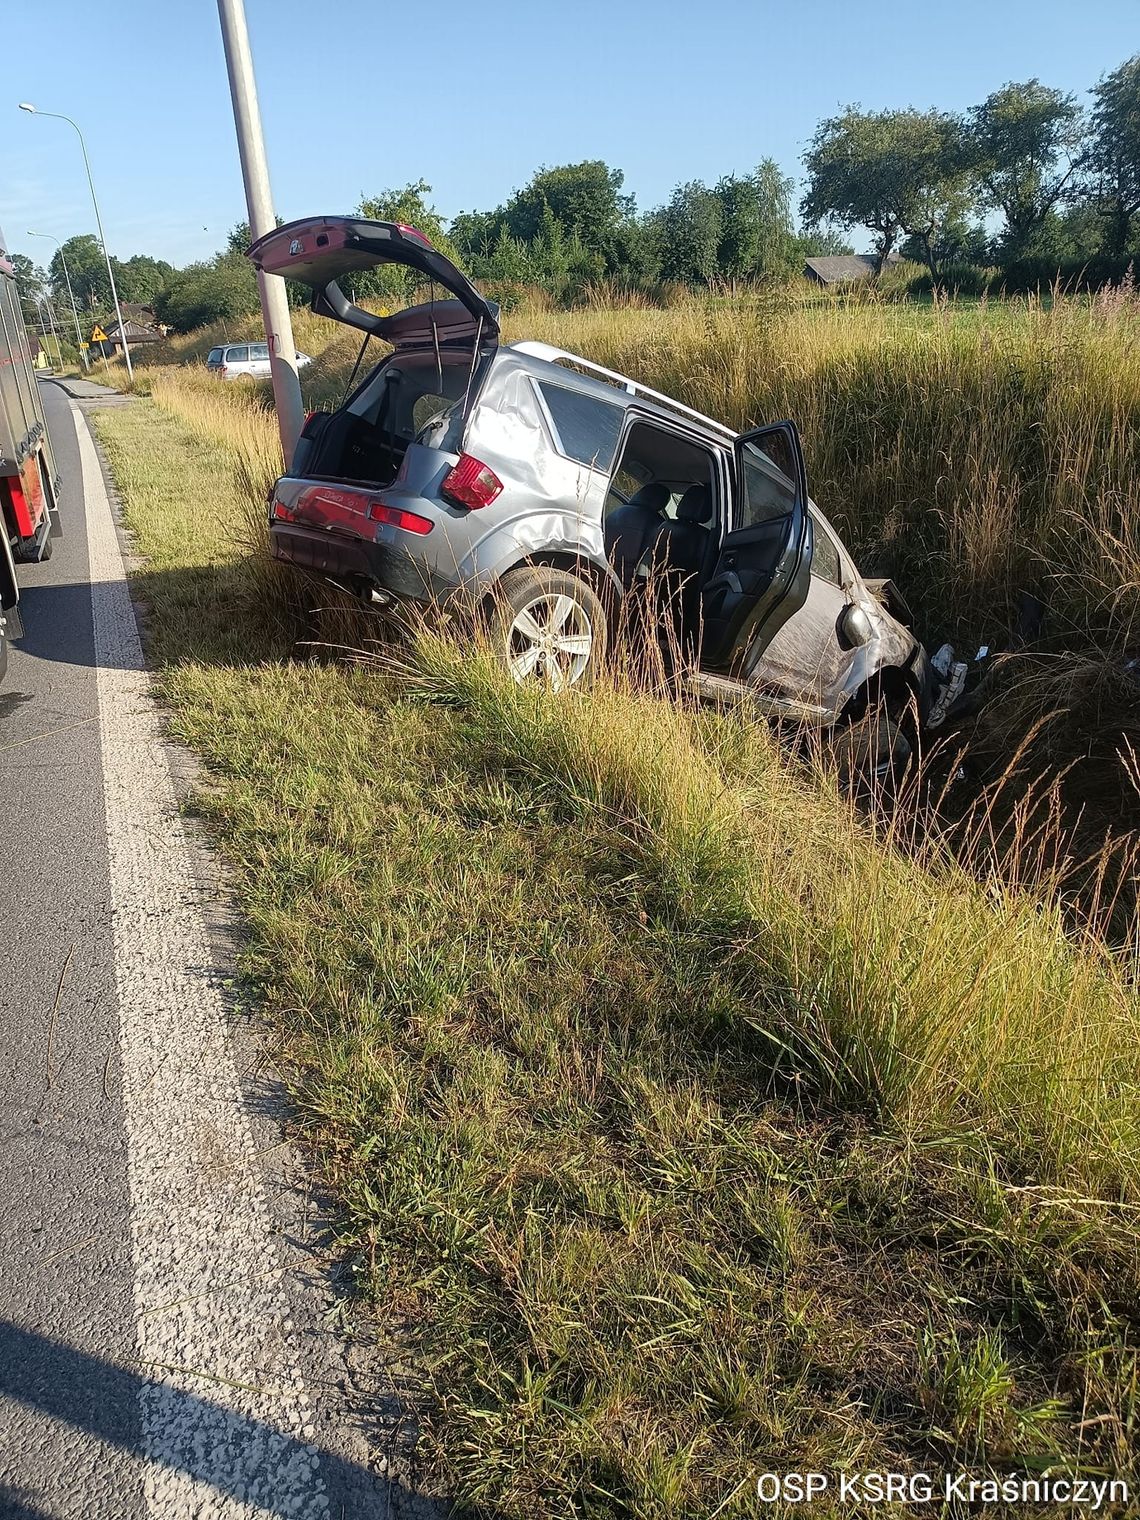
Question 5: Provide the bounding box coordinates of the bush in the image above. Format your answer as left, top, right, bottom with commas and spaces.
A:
997, 253, 1137, 293
907, 263, 1000, 297
153, 255, 260, 332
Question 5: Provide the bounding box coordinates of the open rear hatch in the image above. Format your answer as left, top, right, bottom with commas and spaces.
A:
247, 216, 499, 348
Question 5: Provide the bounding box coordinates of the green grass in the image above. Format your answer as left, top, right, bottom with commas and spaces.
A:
92, 398, 1140, 1517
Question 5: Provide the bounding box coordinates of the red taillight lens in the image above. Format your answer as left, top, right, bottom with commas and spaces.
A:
368, 502, 433, 535
271, 500, 295, 522
396, 222, 433, 247
440, 454, 503, 510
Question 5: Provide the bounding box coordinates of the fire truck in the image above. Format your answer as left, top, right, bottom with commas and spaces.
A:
0, 229, 60, 680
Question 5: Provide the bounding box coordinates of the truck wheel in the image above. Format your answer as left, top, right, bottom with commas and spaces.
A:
489, 566, 607, 691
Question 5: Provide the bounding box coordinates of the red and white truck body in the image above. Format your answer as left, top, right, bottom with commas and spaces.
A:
0, 232, 61, 679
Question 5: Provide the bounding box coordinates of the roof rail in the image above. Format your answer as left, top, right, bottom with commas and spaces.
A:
510, 340, 736, 440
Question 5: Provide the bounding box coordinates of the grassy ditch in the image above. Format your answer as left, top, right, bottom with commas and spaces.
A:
92, 396, 1140, 1516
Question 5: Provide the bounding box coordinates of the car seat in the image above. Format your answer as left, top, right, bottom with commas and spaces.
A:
645, 484, 714, 655
647, 484, 712, 581
604, 483, 670, 587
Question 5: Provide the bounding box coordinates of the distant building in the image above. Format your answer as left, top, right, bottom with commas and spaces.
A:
803, 253, 901, 286
93, 303, 167, 359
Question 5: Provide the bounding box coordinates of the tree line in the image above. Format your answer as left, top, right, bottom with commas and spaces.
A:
14, 51, 1140, 334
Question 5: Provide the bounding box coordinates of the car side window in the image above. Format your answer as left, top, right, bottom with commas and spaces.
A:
809, 510, 841, 584
537, 381, 623, 471
227, 346, 249, 363
250, 343, 270, 359
735, 440, 797, 531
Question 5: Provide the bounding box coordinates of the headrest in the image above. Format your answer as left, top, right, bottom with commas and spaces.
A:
627, 483, 670, 513
677, 484, 712, 523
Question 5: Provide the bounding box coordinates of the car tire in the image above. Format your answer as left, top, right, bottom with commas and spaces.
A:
831, 680, 917, 796
488, 566, 607, 692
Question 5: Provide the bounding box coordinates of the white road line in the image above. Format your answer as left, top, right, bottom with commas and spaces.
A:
77, 400, 329, 1518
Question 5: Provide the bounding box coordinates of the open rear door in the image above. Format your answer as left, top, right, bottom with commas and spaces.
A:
701, 421, 813, 674
247, 217, 499, 346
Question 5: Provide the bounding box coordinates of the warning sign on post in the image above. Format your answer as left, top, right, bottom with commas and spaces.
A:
91, 325, 109, 342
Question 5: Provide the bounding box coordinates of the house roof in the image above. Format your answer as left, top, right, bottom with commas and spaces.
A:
101, 308, 163, 341
803, 254, 898, 284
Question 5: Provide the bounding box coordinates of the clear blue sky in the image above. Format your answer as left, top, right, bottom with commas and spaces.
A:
2, 0, 1138, 271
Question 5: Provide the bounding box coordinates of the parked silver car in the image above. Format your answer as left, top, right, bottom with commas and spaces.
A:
249, 218, 932, 735
205, 341, 312, 379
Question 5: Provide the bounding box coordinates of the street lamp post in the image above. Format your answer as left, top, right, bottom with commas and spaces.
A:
27, 230, 89, 371
19, 103, 133, 381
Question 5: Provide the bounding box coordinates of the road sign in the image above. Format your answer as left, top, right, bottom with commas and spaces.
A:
91, 325, 109, 342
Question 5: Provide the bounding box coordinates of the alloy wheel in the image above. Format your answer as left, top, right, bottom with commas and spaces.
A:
507, 593, 594, 691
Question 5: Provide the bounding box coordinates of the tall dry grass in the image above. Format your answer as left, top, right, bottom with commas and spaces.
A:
131, 286, 1140, 652
115, 287, 1140, 892
92, 356, 1140, 1518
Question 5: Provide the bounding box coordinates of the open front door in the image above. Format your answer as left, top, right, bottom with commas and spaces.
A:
700, 421, 813, 674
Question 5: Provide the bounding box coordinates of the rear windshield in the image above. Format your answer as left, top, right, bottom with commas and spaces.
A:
206, 348, 222, 364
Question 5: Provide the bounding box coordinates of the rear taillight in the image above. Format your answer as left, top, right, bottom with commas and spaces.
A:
440, 454, 503, 510
368, 502, 433, 535
221, 365, 228, 377
271, 500, 295, 522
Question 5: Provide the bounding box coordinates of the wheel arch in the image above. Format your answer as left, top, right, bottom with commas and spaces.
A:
477, 549, 621, 620
838, 660, 921, 725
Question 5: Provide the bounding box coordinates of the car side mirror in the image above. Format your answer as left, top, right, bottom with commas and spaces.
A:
839, 603, 873, 648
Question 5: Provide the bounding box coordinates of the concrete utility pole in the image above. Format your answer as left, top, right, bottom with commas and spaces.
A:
18, 104, 134, 381
216, 0, 303, 465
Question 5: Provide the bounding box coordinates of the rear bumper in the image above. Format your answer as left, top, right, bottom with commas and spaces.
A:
269, 521, 444, 603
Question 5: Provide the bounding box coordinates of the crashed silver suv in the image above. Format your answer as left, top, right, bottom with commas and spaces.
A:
250, 218, 932, 733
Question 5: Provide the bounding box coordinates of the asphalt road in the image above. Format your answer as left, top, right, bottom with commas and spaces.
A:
0, 382, 435, 1520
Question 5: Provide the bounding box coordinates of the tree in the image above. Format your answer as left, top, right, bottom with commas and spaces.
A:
49, 235, 109, 311
500, 161, 631, 263
1089, 55, 1140, 258
750, 159, 799, 282
8, 253, 47, 324
114, 254, 173, 305
797, 227, 855, 258
803, 106, 974, 279
354, 181, 464, 302
889, 111, 976, 282
969, 80, 1085, 261
803, 108, 905, 272
656, 181, 723, 285
714, 174, 763, 287
449, 208, 501, 264
152, 256, 259, 331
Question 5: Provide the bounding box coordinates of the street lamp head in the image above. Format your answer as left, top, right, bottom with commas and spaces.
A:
18, 103, 37, 114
